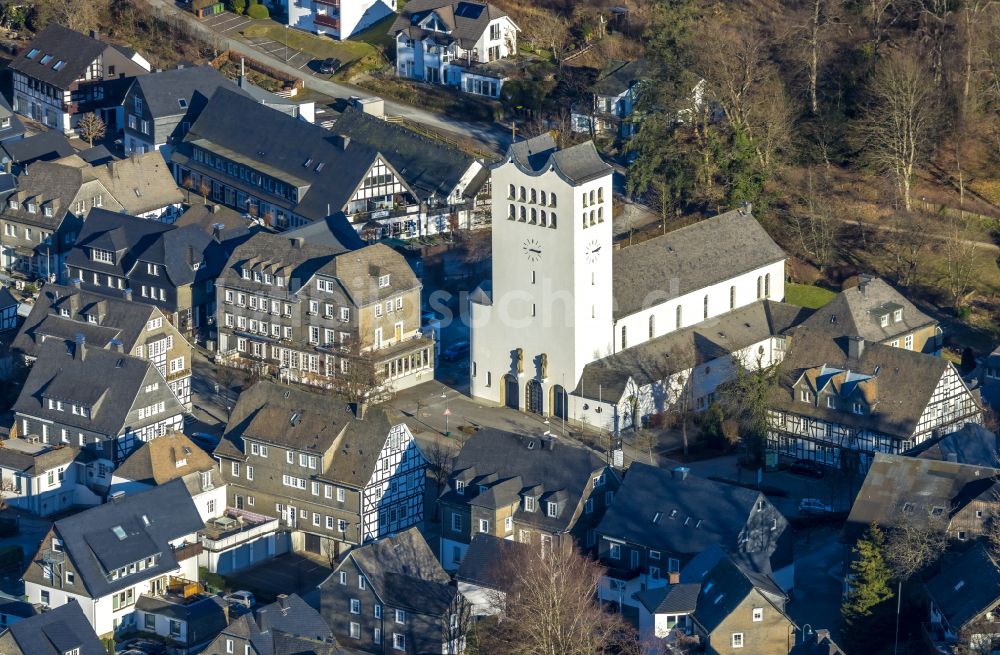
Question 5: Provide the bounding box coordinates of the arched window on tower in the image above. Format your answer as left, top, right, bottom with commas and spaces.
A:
540, 190, 547, 206
590, 210, 596, 226
676, 305, 682, 329
649, 315, 655, 339
582, 193, 588, 208
540, 210, 546, 226
530, 208, 537, 224
598, 206, 604, 222
621, 325, 627, 349
530, 188, 537, 204
589, 190, 596, 205
598, 187, 604, 202
519, 206, 526, 221
550, 194, 557, 208
764, 273, 771, 298
519, 186, 526, 201
703, 295, 709, 319
730, 285, 736, 309
508, 184, 515, 199
756, 276, 763, 299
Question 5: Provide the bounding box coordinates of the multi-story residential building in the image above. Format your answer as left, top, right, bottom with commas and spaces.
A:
924, 543, 1000, 655
595, 463, 793, 609
0, 437, 102, 517
798, 275, 941, 354
572, 59, 648, 138
330, 107, 490, 235
65, 208, 225, 337
13, 282, 193, 406
204, 593, 338, 655
120, 65, 249, 156
0, 160, 122, 279
22, 479, 205, 638
688, 556, 796, 655
978, 344, 1000, 410
173, 87, 472, 236
844, 453, 999, 544
390, 0, 519, 98
0, 601, 106, 655
0, 95, 26, 145
286, 0, 397, 41
470, 133, 786, 428
0, 131, 75, 173
768, 329, 982, 473
215, 381, 427, 559
12, 337, 186, 466
62, 151, 185, 221
319, 528, 467, 655
438, 428, 619, 571
8, 25, 150, 134
216, 233, 433, 391
133, 592, 228, 653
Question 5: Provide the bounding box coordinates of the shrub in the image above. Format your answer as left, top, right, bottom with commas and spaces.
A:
229, 0, 246, 15
246, 2, 269, 19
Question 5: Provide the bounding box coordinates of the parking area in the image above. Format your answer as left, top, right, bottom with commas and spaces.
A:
242, 34, 317, 73
225, 552, 332, 604
200, 11, 252, 34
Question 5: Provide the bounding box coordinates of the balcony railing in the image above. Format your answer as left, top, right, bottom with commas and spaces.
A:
314, 14, 339, 29
172, 541, 203, 561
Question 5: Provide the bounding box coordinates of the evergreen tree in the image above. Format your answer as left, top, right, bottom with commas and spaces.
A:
842, 523, 895, 652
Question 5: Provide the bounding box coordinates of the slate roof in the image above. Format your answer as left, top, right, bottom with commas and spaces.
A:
575, 300, 809, 402
597, 462, 788, 574
634, 582, 701, 615
134, 594, 228, 647
790, 629, 847, 655
692, 555, 790, 635
330, 107, 481, 202
341, 527, 456, 616
282, 214, 365, 251
772, 329, 967, 439
0, 160, 104, 229
220, 381, 398, 488
442, 428, 608, 534
455, 533, 531, 589
389, 0, 511, 49
255, 593, 333, 643
591, 59, 648, 97
799, 276, 937, 344
0, 285, 18, 310
113, 432, 218, 485
0, 131, 75, 167
131, 65, 245, 119
31, 479, 203, 599
906, 423, 999, 467
179, 87, 387, 223
220, 233, 414, 306
844, 453, 999, 542
612, 208, 786, 319
505, 133, 612, 185
85, 151, 184, 215
78, 145, 115, 166
67, 208, 223, 287
216, 611, 342, 655
0, 601, 105, 655
12, 338, 182, 440
925, 542, 1000, 631
8, 25, 106, 89
12, 283, 158, 359
174, 202, 255, 245
0, 95, 26, 143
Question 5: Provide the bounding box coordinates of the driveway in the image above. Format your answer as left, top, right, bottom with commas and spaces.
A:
146, 1, 510, 152
226, 552, 332, 604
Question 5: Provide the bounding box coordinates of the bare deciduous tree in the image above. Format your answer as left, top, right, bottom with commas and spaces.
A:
939, 214, 982, 309
480, 542, 640, 655
883, 510, 949, 581
861, 49, 938, 212
77, 113, 106, 147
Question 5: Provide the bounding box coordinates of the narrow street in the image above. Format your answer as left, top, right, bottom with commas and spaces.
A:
140, 0, 511, 152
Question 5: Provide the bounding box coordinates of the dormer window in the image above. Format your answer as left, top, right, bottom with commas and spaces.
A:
7, 200, 17, 209
147, 263, 158, 275
87, 314, 97, 324
242, 268, 251, 279
547, 502, 558, 518
44, 206, 53, 217
826, 396, 835, 409
853, 402, 864, 415
455, 480, 465, 495
478, 485, 488, 494
800, 390, 811, 403
524, 496, 535, 512
893, 309, 902, 322
91, 249, 113, 264
378, 274, 390, 288
27, 202, 36, 214
880, 314, 889, 327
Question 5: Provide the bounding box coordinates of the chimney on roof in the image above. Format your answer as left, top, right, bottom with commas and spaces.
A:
672, 466, 689, 481
74, 332, 86, 361
668, 571, 680, 585
290, 237, 304, 249
946, 453, 958, 463
334, 134, 350, 150
110, 490, 125, 502
212, 222, 224, 242
70, 277, 81, 289
859, 273, 874, 296
110, 338, 123, 353
123, 287, 133, 301
738, 201, 752, 216
90, 29, 99, 40
210, 204, 220, 214
848, 336, 865, 361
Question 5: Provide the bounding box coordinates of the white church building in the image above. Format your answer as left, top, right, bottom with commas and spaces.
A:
469, 134, 788, 432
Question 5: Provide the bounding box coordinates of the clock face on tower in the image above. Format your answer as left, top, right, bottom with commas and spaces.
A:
522, 238, 542, 262
584, 239, 602, 264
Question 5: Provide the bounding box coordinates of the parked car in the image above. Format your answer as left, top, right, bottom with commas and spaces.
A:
116, 638, 166, 654
441, 341, 470, 361
798, 498, 833, 515
318, 57, 341, 74
787, 459, 825, 479
225, 590, 256, 608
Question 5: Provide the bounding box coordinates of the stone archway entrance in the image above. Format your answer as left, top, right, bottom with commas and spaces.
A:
503, 374, 519, 410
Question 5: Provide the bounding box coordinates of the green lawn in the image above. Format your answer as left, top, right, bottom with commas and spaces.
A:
352, 12, 398, 56
785, 283, 837, 309
241, 22, 376, 64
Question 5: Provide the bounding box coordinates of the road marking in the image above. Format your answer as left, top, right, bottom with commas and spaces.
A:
298, 60, 311, 70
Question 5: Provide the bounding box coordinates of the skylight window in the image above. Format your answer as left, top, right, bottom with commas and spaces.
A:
112, 526, 127, 540
53, 60, 65, 71
40, 54, 53, 64
26, 49, 39, 59
178, 98, 188, 109
954, 580, 965, 591
652, 512, 662, 524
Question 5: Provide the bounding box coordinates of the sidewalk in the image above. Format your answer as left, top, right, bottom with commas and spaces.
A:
141, 0, 510, 152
